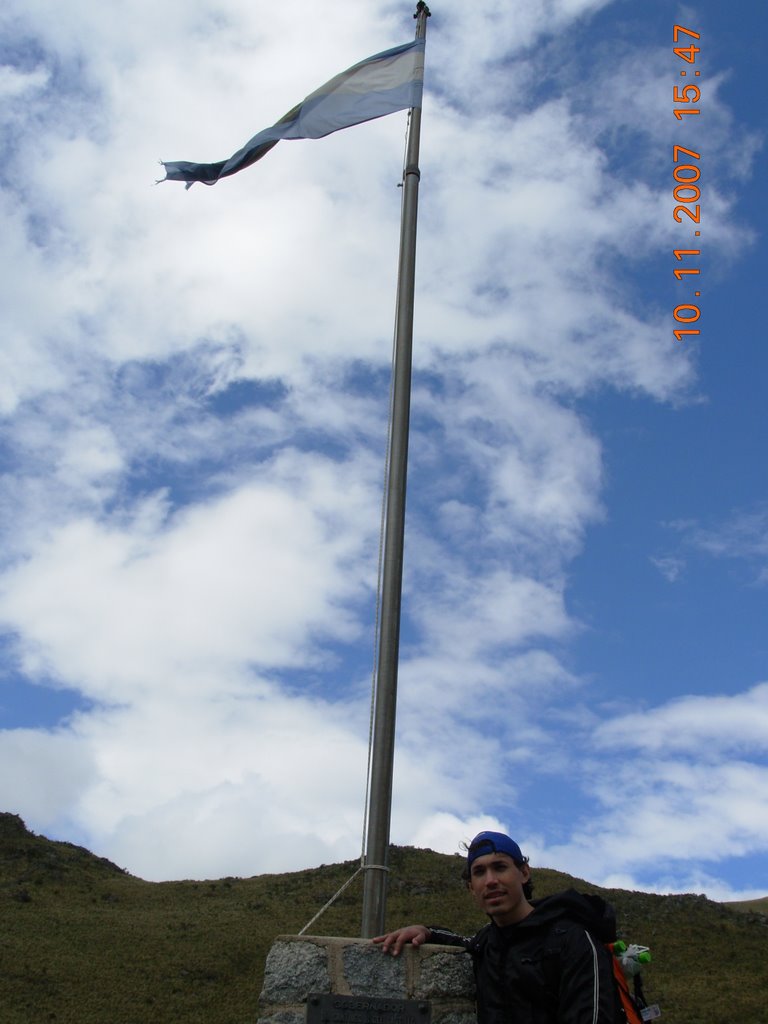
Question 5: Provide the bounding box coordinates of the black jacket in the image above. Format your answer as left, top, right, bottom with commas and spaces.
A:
429, 890, 621, 1024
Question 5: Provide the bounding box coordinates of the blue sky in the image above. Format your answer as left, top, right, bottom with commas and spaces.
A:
1, 0, 766, 903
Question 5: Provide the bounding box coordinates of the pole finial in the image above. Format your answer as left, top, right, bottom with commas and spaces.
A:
414, 1, 431, 18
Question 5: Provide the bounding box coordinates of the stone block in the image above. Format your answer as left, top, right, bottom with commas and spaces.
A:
260, 939, 330, 1004
343, 942, 407, 996
415, 949, 474, 999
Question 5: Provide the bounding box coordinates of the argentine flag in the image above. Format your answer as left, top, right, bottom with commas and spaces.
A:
162, 38, 425, 188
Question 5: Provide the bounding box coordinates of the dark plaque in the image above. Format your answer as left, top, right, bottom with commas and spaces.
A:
306, 994, 430, 1024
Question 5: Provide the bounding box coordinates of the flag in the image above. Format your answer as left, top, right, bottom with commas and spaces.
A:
161, 38, 425, 188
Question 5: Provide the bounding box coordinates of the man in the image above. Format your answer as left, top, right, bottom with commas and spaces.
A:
374, 830, 622, 1024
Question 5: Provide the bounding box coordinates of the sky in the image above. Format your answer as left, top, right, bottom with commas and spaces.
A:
1, 0, 766, 907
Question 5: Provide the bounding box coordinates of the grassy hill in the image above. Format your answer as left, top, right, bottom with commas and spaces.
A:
723, 894, 768, 915
2, 812, 767, 1024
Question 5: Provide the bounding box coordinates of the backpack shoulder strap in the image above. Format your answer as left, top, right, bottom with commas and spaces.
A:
609, 954, 645, 1024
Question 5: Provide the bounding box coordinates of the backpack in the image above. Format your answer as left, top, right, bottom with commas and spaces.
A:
560, 892, 660, 1023
538, 891, 660, 1023
608, 942, 661, 1023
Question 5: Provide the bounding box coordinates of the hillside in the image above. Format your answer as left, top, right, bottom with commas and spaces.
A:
2, 812, 767, 1024
724, 894, 768, 915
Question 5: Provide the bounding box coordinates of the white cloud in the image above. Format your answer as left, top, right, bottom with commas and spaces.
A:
681, 505, 768, 583
0, 450, 379, 697
0, 64, 49, 99
649, 555, 685, 582
520, 685, 768, 893
593, 683, 768, 756
0, 0, 764, 901
0, 727, 94, 824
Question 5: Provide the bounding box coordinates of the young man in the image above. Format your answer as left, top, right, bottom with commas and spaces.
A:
374, 831, 622, 1024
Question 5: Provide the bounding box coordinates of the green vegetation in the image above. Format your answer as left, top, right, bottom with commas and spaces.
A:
723, 895, 768, 915
2, 813, 767, 1023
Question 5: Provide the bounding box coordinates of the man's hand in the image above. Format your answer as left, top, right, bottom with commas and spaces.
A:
372, 925, 431, 956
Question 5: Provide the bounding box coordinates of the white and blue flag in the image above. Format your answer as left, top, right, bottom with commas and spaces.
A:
162, 38, 425, 188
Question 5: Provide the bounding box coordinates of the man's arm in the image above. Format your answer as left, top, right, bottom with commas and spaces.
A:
373, 925, 470, 956
372, 925, 432, 956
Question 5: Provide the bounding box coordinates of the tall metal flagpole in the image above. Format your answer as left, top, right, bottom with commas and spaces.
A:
361, 0, 430, 939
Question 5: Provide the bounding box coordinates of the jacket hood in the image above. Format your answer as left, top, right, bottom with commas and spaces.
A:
498, 888, 618, 943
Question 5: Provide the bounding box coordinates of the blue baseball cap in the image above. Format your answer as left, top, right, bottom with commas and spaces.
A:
467, 831, 524, 867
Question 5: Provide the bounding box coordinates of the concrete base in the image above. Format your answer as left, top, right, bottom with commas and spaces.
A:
257, 935, 476, 1024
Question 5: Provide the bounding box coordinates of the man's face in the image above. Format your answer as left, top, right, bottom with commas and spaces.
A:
468, 851, 532, 926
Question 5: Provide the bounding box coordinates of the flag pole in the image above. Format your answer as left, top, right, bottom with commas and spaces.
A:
361, 0, 431, 939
